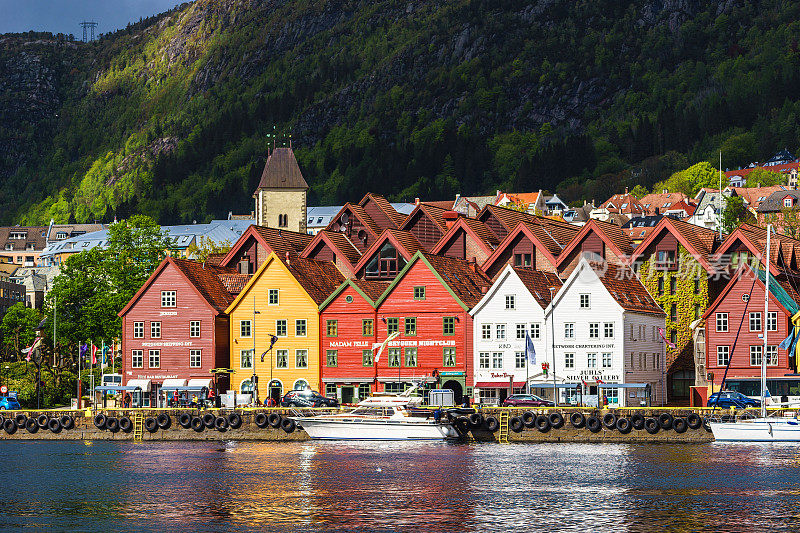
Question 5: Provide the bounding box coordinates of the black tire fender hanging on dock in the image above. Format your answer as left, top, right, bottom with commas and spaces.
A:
535, 414, 551, 433
214, 416, 229, 432
191, 417, 204, 432
178, 413, 192, 428
281, 417, 296, 433
14, 413, 26, 428
549, 413, 565, 429
3, 418, 17, 435
255, 413, 270, 428
60, 415, 74, 430
509, 416, 524, 433
658, 412, 674, 430
106, 417, 120, 433
48, 417, 62, 434
156, 413, 171, 430
644, 418, 660, 434
268, 413, 282, 428
616, 417, 632, 434
119, 417, 133, 433
485, 416, 500, 432
228, 413, 242, 429
673, 417, 688, 434
468, 413, 483, 428
586, 416, 602, 433
631, 413, 645, 430
202, 413, 216, 429
686, 413, 702, 430
25, 418, 38, 433
522, 411, 536, 428
36, 414, 49, 428
144, 417, 159, 433
93, 414, 107, 430
570, 412, 586, 428
602, 413, 617, 430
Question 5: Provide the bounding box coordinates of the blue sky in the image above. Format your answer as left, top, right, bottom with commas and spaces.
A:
0, 0, 185, 37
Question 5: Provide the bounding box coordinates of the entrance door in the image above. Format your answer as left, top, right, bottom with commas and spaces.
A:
268, 381, 282, 404
341, 386, 355, 404
442, 380, 464, 404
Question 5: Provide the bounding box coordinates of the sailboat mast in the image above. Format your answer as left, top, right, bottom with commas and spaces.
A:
762, 225, 771, 419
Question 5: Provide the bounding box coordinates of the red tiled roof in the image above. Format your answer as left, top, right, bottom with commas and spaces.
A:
170, 258, 238, 313
638, 192, 688, 215
281, 255, 345, 305
360, 193, 406, 228
419, 200, 455, 210
352, 279, 390, 302
314, 230, 363, 266
512, 267, 562, 308
729, 186, 788, 209
217, 273, 251, 295
725, 162, 799, 179
590, 261, 665, 315
601, 193, 646, 215
421, 253, 492, 309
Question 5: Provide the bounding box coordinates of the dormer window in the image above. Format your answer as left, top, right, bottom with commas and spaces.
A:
3, 244, 11, 251
785, 197, 793, 208
9, 232, 26, 240
25, 244, 34, 251
56, 232, 67, 240
621, 203, 628, 209
655, 249, 677, 270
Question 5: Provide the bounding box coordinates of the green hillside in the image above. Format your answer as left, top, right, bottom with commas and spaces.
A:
3, 0, 800, 225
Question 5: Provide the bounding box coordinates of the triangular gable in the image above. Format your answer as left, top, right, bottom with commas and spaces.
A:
702, 264, 797, 320
545, 257, 624, 317
398, 203, 449, 251
324, 202, 383, 238
555, 219, 632, 270
218, 224, 310, 269
352, 229, 421, 276
714, 225, 782, 276
430, 217, 496, 259
628, 218, 716, 272
358, 193, 405, 229
225, 253, 313, 314
469, 264, 557, 316
318, 278, 387, 311
301, 230, 362, 268
481, 220, 563, 275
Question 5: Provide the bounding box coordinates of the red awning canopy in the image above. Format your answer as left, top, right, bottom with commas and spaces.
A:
474, 381, 526, 388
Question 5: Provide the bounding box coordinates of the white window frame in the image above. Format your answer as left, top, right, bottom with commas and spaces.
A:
579, 294, 590, 309
160, 290, 176, 308
587, 353, 597, 368
716, 313, 728, 332
148, 349, 160, 369
133, 321, 144, 339
505, 295, 515, 309
295, 349, 308, 369
602, 352, 612, 368
190, 349, 201, 368
481, 324, 491, 340
515, 352, 526, 369
564, 323, 574, 339
717, 345, 730, 366
276, 319, 287, 337
276, 350, 288, 369
565, 353, 574, 368
240, 320, 252, 338
150, 322, 161, 339
240, 349, 254, 369
268, 289, 279, 305
189, 321, 201, 338
530, 323, 540, 339
516, 324, 526, 339
479, 352, 490, 369
496, 324, 506, 340
295, 319, 307, 337
767, 311, 778, 332
589, 322, 599, 338
749, 312, 762, 332
492, 352, 503, 369
132, 350, 143, 368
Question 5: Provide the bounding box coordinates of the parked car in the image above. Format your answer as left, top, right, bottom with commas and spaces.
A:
0, 393, 21, 410
707, 391, 761, 409
281, 389, 339, 408
502, 394, 555, 407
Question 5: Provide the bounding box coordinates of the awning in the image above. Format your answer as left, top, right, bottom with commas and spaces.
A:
597, 383, 650, 389
160, 378, 187, 391
187, 378, 212, 389
474, 381, 526, 388
529, 383, 581, 389
93, 385, 141, 392
126, 379, 151, 392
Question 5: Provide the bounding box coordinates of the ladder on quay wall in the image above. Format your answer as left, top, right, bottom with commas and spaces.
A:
498, 410, 510, 443
133, 413, 144, 441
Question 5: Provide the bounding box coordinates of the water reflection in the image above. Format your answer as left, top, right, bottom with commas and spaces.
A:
2, 441, 800, 532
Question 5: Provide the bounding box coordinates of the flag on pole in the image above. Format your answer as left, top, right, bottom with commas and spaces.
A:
91, 343, 98, 365
525, 333, 536, 366
658, 327, 676, 349
80, 343, 88, 361
268, 335, 279, 350
779, 330, 795, 350
372, 331, 400, 363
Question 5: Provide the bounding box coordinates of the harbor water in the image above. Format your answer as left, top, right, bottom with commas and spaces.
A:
1, 440, 799, 532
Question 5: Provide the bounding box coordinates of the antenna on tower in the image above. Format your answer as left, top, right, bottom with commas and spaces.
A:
80, 20, 98, 42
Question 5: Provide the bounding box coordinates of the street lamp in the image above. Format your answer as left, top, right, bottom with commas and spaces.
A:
3, 365, 8, 389
549, 286, 558, 407
252, 296, 260, 405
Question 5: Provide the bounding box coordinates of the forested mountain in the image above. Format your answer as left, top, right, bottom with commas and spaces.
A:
2, 0, 800, 225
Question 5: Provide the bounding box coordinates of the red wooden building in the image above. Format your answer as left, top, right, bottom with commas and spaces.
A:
703, 264, 800, 397
480, 219, 578, 279
318, 279, 389, 403
118, 257, 245, 406
218, 224, 312, 275
372, 251, 491, 402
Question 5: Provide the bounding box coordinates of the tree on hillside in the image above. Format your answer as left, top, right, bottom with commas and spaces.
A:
186, 237, 232, 262
629, 184, 648, 198
744, 168, 785, 188
653, 162, 721, 197
721, 195, 755, 234
1, 303, 42, 361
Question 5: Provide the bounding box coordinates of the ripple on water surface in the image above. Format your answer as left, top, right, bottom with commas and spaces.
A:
1, 440, 800, 532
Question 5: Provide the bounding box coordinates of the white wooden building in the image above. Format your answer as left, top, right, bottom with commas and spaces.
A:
469, 265, 562, 405
544, 257, 667, 407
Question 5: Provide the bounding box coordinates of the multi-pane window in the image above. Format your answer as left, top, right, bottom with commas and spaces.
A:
658, 277, 664, 295
530, 323, 540, 339
190, 349, 201, 368
296, 350, 308, 368
669, 277, 677, 295
766, 345, 778, 366
516, 324, 527, 339
514, 253, 532, 267
414, 286, 426, 300
387, 318, 399, 334
240, 320, 252, 337
443, 348, 456, 367
492, 352, 503, 369
670, 304, 677, 321
161, 290, 176, 307
296, 319, 307, 337
767, 312, 778, 332
717, 345, 730, 366
276, 320, 287, 337
405, 348, 417, 367
749, 312, 762, 332
589, 323, 599, 338
276, 350, 288, 368
565, 353, 574, 368
326, 320, 338, 337
505, 295, 516, 309
148, 349, 160, 368
496, 324, 506, 340
604, 323, 614, 338
479, 352, 490, 369
240, 349, 254, 369
481, 324, 492, 340
362, 319, 374, 336
268, 289, 279, 305
749, 345, 763, 366
362, 349, 374, 367
579, 294, 590, 308
190, 321, 201, 337
326, 384, 337, 398
326, 350, 338, 367
587, 353, 597, 368
515, 352, 526, 369
694, 277, 701, 294
564, 323, 574, 339
132, 350, 143, 368
133, 322, 144, 338
405, 317, 417, 335
716, 313, 728, 332
443, 317, 455, 336
358, 383, 371, 399
151, 322, 161, 339
388, 348, 401, 367
602, 352, 612, 368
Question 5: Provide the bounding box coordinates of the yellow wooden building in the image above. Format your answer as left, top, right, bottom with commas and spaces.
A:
225, 252, 343, 403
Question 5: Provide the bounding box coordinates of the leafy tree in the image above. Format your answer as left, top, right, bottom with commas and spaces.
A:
1, 303, 42, 361
654, 162, 722, 197
721, 195, 755, 234
745, 168, 785, 188
719, 132, 758, 169
630, 184, 648, 198
186, 237, 232, 262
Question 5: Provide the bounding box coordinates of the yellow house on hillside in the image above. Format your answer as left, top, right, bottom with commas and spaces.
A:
225, 251, 343, 404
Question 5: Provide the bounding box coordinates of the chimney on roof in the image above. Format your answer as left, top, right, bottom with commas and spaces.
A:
285, 251, 290, 266
415, 197, 420, 205
625, 187, 629, 194
468, 257, 477, 273
443, 210, 459, 230
662, 189, 667, 195
481, 285, 488, 294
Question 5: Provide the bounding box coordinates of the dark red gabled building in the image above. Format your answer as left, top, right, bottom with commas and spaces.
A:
352, 229, 422, 281
218, 224, 312, 275
555, 219, 634, 277
399, 203, 451, 251
372, 251, 491, 401
118, 257, 245, 406
431, 216, 499, 265
301, 229, 363, 277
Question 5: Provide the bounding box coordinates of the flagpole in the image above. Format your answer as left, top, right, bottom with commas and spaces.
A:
77, 343, 81, 409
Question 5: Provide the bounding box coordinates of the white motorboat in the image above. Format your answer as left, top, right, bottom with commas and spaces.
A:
291, 387, 460, 441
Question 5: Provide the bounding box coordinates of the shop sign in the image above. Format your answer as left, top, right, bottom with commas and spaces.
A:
554, 343, 615, 349
329, 340, 371, 348
439, 371, 464, 376
159, 311, 178, 316
490, 372, 514, 378
136, 374, 178, 380
141, 341, 194, 347
388, 339, 456, 347
565, 370, 621, 381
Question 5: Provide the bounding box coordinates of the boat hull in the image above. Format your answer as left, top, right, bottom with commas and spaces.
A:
710, 419, 800, 442
294, 418, 460, 441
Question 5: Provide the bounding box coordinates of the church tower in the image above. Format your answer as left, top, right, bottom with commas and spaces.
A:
253, 146, 308, 233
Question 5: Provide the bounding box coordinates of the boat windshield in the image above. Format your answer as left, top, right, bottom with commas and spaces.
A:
349, 407, 396, 417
